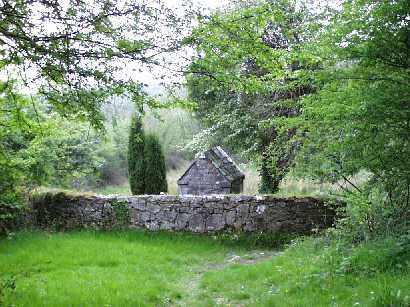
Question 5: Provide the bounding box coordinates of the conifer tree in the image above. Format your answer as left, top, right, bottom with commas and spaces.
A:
128, 114, 145, 195
143, 134, 168, 194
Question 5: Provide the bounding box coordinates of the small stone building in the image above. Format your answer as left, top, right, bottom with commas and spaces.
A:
178, 146, 245, 195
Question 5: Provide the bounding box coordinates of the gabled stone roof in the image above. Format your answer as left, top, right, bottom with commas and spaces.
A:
178, 146, 245, 184
205, 146, 245, 182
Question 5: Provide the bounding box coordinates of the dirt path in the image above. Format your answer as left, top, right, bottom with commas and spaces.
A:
177, 250, 281, 306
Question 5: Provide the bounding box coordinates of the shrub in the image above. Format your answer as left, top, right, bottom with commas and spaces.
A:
0, 159, 27, 235
143, 134, 168, 194
334, 181, 409, 242
128, 114, 145, 195
0, 189, 26, 236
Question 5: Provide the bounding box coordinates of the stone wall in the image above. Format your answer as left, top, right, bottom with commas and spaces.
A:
30, 192, 337, 234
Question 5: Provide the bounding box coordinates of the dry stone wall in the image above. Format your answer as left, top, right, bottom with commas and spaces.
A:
31, 192, 337, 234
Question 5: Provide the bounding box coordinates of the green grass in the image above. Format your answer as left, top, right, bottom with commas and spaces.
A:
0, 231, 280, 306
197, 236, 410, 306
2, 231, 408, 306
0, 231, 217, 306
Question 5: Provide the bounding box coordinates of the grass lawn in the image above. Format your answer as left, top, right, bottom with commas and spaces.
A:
0, 231, 409, 306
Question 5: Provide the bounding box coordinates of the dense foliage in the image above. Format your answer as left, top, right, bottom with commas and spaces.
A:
0, 0, 185, 128
0, 83, 104, 233
143, 134, 168, 194
185, 0, 319, 193
0, 0, 408, 241
290, 0, 410, 238
128, 114, 167, 195
183, 0, 410, 238
0, 81, 32, 233
128, 114, 145, 195
0, 0, 409, 304
0, 0, 187, 234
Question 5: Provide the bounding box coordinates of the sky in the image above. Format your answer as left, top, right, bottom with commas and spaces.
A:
4, 0, 334, 93
0, 0, 227, 93
134, 0, 230, 87
166, 0, 228, 9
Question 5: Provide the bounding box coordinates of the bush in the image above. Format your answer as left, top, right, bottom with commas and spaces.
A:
0, 189, 26, 236
143, 134, 168, 194
334, 182, 409, 242
0, 155, 27, 235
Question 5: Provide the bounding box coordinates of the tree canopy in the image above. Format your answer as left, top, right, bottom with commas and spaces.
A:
184, 0, 320, 192
0, 0, 188, 127
292, 0, 410, 220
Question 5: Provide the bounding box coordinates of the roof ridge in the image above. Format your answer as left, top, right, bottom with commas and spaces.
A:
207, 146, 245, 181
178, 147, 245, 183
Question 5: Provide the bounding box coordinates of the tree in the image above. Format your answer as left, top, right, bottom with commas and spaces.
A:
0, 80, 107, 233
184, 0, 319, 193
287, 0, 410, 235
143, 134, 168, 194
0, 0, 185, 129
0, 0, 187, 233
128, 114, 145, 195
128, 115, 167, 195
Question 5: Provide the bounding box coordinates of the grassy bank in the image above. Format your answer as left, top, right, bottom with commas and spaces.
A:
1, 231, 408, 306
197, 236, 410, 306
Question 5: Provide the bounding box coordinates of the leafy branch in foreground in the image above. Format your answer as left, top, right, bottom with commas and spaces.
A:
0, 0, 189, 128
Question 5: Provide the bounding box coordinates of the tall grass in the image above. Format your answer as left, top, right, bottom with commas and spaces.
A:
95, 184, 131, 195
241, 164, 260, 195
241, 165, 338, 197
166, 161, 191, 195
197, 236, 410, 306
94, 164, 345, 196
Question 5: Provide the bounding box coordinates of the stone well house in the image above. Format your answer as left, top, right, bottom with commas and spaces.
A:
177, 146, 245, 195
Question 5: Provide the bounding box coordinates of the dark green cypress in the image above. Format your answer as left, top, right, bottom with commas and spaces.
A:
143, 134, 168, 194
128, 114, 145, 195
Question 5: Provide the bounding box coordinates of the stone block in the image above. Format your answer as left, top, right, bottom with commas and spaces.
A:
225, 210, 236, 225
206, 214, 225, 231
188, 214, 205, 232
236, 203, 249, 220
159, 221, 174, 231
129, 199, 147, 211
146, 221, 160, 231
145, 203, 161, 213
138, 211, 151, 224
175, 213, 190, 230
